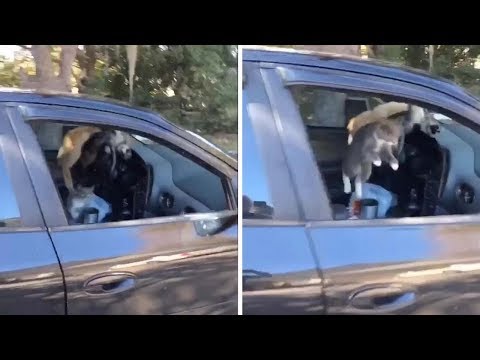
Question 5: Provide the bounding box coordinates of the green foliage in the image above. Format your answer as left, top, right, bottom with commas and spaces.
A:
0, 56, 20, 87
82, 45, 237, 135
377, 45, 480, 97
0, 46, 238, 141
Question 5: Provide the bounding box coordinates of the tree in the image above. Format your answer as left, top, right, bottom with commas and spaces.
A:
0, 45, 238, 139
75, 45, 98, 92
82, 45, 237, 134
372, 45, 480, 96
368, 45, 385, 58
0, 56, 20, 87
18, 45, 78, 92
290, 46, 361, 126
429, 45, 434, 72
126, 45, 138, 103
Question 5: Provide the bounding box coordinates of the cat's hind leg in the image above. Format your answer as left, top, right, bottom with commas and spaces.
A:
355, 163, 372, 199
343, 172, 352, 194
382, 145, 400, 171
373, 158, 382, 167
360, 162, 373, 183
354, 175, 363, 199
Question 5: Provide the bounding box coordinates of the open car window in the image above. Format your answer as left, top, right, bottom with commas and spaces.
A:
287, 84, 478, 221
28, 121, 231, 226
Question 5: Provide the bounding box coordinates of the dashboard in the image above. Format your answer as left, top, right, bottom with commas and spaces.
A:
434, 122, 480, 214
129, 136, 229, 217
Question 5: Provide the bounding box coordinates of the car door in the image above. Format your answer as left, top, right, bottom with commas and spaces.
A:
0, 105, 65, 315
267, 62, 480, 315
242, 61, 326, 315
8, 103, 238, 315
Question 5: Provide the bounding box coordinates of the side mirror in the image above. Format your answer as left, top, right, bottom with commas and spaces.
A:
243, 195, 274, 219
193, 210, 238, 237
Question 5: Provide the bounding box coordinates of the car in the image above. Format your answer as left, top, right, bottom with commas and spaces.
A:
242, 45, 480, 315
0, 88, 238, 315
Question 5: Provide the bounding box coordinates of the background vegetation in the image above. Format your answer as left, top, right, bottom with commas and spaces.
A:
0, 45, 238, 152
276, 45, 480, 97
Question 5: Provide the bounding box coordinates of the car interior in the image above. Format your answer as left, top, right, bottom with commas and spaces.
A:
291, 85, 480, 220
28, 121, 231, 225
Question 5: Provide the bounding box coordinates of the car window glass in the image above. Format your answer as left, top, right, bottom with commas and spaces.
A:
243, 90, 274, 219
289, 84, 470, 221
28, 121, 230, 226
0, 145, 21, 227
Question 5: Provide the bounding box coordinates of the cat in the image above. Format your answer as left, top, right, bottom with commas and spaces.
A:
66, 184, 112, 224
347, 102, 409, 145
342, 118, 403, 199
57, 126, 101, 193
65, 185, 96, 223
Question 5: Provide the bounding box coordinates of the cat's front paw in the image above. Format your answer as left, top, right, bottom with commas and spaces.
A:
373, 159, 382, 167
391, 162, 399, 171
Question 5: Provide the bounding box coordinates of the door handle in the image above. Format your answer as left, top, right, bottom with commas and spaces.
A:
348, 285, 416, 312
84, 273, 136, 295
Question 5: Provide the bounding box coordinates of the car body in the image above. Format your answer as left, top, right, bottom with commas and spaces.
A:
0, 88, 238, 315
242, 46, 480, 315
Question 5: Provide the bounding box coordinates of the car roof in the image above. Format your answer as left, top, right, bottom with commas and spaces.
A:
243, 46, 480, 111
0, 88, 237, 170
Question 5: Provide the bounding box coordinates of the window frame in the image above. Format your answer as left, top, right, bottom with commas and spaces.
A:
242, 61, 302, 222
0, 105, 46, 230
258, 64, 333, 222
263, 62, 480, 226
7, 103, 237, 230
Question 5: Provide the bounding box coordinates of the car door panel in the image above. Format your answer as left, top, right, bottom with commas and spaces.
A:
51, 219, 237, 315
274, 64, 480, 315
243, 222, 325, 315
308, 220, 480, 314
242, 62, 325, 315
7, 106, 68, 227
0, 105, 65, 315
11, 104, 238, 315
0, 230, 66, 315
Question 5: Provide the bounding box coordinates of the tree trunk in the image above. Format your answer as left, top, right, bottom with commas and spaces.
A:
20, 45, 78, 92
294, 45, 361, 56
20, 45, 78, 149
30, 45, 54, 80
404, 45, 428, 70
126, 45, 138, 104
367, 45, 385, 58
58, 45, 78, 92
76, 45, 97, 92
429, 45, 434, 72
293, 45, 360, 127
